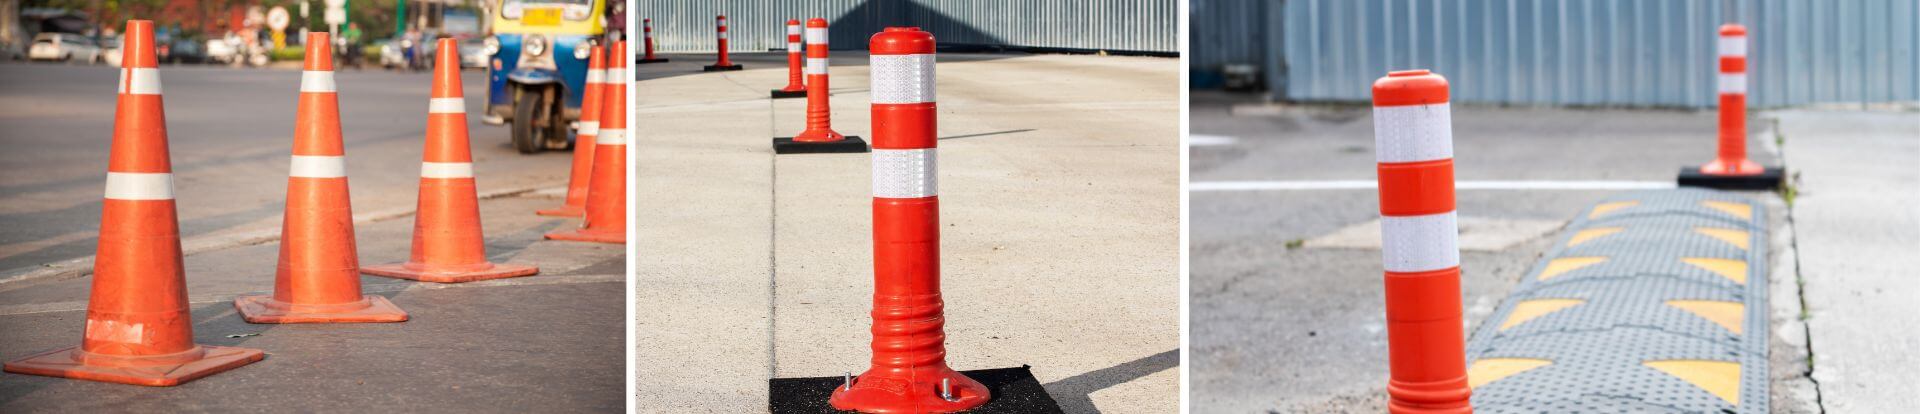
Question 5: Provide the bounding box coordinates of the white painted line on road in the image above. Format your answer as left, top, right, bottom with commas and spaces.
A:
1188, 134, 1237, 147
1189, 180, 1676, 191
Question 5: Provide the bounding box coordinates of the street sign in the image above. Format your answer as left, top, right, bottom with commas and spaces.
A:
324, 0, 346, 26
268, 7, 290, 31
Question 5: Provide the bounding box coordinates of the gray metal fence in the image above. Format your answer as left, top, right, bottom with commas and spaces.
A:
634, 0, 1176, 53
1196, 0, 1920, 108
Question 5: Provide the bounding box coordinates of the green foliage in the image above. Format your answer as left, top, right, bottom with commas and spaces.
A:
271, 45, 304, 61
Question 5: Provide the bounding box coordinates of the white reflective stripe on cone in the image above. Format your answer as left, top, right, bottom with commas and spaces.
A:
806, 27, 828, 45
103, 172, 174, 200
1718, 73, 1747, 95
869, 54, 936, 104
301, 71, 336, 93
872, 149, 937, 198
805, 58, 827, 75
597, 128, 627, 145
420, 162, 474, 178
577, 121, 599, 136
1372, 103, 1454, 163
289, 155, 347, 178
428, 97, 465, 114
1719, 36, 1747, 57
1380, 211, 1461, 273
118, 67, 161, 95
604, 68, 627, 81
586, 70, 605, 84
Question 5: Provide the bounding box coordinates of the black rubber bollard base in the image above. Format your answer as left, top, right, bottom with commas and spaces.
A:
703, 64, 743, 72
1677, 166, 1785, 190
770, 89, 808, 99
769, 365, 1062, 414
773, 136, 869, 154
637, 57, 670, 64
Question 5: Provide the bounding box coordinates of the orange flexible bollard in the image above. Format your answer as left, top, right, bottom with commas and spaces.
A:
234, 32, 408, 324
830, 27, 990, 412
638, 18, 668, 64
702, 15, 743, 71
362, 39, 540, 283
537, 44, 605, 217
772, 18, 868, 154
1679, 23, 1781, 189
771, 19, 808, 98
2, 20, 264, 386
1373, 70, 1472, 413
546, 41, 628, 244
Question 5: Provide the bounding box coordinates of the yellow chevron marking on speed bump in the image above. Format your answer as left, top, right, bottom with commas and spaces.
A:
1538, 257, 1607, 280
1588, 201, 1638, 219
1694, 227, 1751, 250
1643, 360, 1742, 405
1682, 258, 1748, 284
1666, 300, 1746, 334
1701, 200, 1753, 220
1467, 358, 1553, 389
1566, 227, 1623, 247
1499, 299, 1585, 330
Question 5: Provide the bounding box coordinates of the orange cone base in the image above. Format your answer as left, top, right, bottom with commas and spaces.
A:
544, 228, 626, 244
770, 89, 808, 99
233, 294, 409, 324
361, 262, 539, 283
1678, 164, 1783, 190
773, 136, 869, 154
702, 64, 743, 72
4, 345, 263, 387
638, 57, 669, 64
829, 368, 991, 413
534, 204, 586, 217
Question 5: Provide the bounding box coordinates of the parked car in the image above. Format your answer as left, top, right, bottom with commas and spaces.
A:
166, 37, 207, 64
457, 37, 488, 69
101, 35, 123, 67
205, 36, 238, 64
28, 32, 102, 63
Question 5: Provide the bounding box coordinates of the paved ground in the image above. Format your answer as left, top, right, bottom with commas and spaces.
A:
1187, 90, 1814, 413
634, 51, 1180, 413
1779, 108, 1920, 413
0, 61, 624, 411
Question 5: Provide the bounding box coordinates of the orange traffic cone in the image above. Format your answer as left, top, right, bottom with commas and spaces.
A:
546, 41, 627, 244
234, 32, 407, 323
536, 43, 605, 217
3, 20, 264, 386
363, 39, 540, 283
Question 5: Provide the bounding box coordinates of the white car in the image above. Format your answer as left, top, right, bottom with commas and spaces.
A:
101, 35, 123, 67
28, 32, 102, 63
205, 37, 238, 64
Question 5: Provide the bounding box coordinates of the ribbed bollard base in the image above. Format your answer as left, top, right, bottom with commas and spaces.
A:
702, 64, 742, 72
769, 365, 1060, 413
770, 89, 808, 99
1677, 166, 1784, 190
773, 136, 869, 154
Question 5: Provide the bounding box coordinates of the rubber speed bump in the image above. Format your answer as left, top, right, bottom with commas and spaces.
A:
1465, 189, 1768, 412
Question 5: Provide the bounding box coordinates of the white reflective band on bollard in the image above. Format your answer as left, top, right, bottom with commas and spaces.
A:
428, 97, 465, 114
1371, 103, 1454, 163
1380, 211, 1461, 273
577, 121, 599, 136
805, 58, 828, 75
420, 162, 474, 178
1718, 74, 1747, 94
806, 28, 828, 45
118, 68, 162, 95
869, 54, 936, 104
289, 155, 347, 178
788, 26, 801, 35
872, 149, 937, 198
103, 172, 175, 200
597, 128, 627, 145
1718, 36, 1747, 57
788, 42, 801, 52
718, 32, 727, 40
301, 71, 336, 93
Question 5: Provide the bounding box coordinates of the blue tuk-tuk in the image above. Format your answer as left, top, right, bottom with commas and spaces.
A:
482, 0, 605, 153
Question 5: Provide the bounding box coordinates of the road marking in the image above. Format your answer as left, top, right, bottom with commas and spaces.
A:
1187, 134, 1237, 147
1189, 180, 1675, 191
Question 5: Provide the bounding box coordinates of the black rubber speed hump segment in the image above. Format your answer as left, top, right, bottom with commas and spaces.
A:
769, 366, 1062, 413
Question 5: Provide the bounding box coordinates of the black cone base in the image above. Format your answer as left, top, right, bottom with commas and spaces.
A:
770, 89, 808, 99
773, 136, 869, 154
703, 64, 743, 72
1678, 165, 1785, 190
769, 366, 1062, 414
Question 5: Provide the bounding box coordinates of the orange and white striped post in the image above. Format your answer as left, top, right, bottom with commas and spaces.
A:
538, 44, 604, 217
1679, 23, 1780, 189
771, 19, 807, 98
702, 15, 742, 71
829, 27, 987, 412
638, 18, 667, 64
546, 41, 628, 244
772, 18, 867, 154
1372, 69, 1471, 414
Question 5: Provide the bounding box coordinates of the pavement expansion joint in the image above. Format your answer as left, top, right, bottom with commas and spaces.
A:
1466, 189, 1769, 413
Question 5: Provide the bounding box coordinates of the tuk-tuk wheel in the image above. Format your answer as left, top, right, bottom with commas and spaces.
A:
511, 86, 552, 154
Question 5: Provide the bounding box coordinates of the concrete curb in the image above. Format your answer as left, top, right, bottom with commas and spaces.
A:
0, 184, 561, 292
0, 272, 622, 317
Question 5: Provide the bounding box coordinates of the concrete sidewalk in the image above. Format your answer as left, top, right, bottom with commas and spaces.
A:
0, 194, 625, 412
635, 51, 1179, 413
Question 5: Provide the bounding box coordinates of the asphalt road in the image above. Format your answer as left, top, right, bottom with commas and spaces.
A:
1186, 90, 1803, 413
0, 61, 575, 282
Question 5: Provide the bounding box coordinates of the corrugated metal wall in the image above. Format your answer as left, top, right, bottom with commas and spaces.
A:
1189, 0, 1268, 87
634, 0, 1176, 53
1268, 0, 1920, 108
